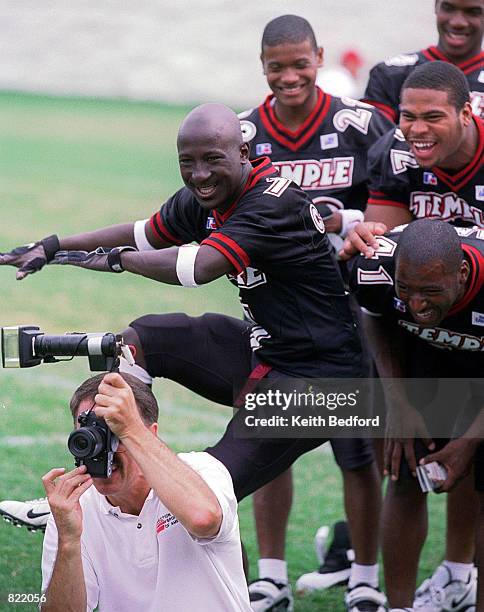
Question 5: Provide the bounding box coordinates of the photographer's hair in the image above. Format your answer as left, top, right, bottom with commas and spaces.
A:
396, 219, 463, 273
70, 373, 159, 425
401, 61, 470, 111
261, 15, 318, 52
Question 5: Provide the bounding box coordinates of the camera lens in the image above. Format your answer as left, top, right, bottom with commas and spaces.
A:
68, 427, 104, 459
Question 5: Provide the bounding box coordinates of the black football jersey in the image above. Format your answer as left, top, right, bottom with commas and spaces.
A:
239, 88, 394, 217
363, 47, 484, 122
149, 157, 361, 375
367, 119, 484, 227
349, 225, 484, 357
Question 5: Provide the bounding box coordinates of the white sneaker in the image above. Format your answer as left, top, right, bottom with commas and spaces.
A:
345, 583, 388, 612
248, 578, 293, 612
296, 520, 354, 593
414, 563, 476, 611
0, 497, 51, 531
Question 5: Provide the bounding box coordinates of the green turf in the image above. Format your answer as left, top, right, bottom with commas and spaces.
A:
0, 91, 446, 611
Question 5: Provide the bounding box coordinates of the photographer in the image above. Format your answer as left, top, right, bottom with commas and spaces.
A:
40, 372, 251, 612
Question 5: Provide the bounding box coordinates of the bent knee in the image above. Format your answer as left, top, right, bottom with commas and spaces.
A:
120, 326, 146, 369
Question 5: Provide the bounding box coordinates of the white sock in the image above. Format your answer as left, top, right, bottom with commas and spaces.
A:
389, 608, 414, 611
443, 560, 473, 582
118, 358, 153, 385
258, 558, 288, 584
348, 563, 379, 588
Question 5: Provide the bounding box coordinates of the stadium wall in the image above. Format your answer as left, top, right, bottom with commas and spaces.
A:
1, 0, 435, 108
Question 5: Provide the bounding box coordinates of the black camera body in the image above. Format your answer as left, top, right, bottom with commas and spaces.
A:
68, 411, 119, 478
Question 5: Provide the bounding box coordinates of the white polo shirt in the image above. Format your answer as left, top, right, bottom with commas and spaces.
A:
41, 452, 251, 612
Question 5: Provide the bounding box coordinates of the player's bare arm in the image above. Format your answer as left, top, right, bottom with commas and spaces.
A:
361, 312, 434, 479
0, 220, 172, 280
339, 203, 412, 259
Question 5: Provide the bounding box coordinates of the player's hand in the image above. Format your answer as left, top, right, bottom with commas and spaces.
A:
421, 438, 479, 492
42, 466, 92, 543
51, 246, 136, 273
93, 372, 146, 440
0, 235, 60, 280
51, 247, 112, 271
338, 221, 387, 260
384, 404, 435, 480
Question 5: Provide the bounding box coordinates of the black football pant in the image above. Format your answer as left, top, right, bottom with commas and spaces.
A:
130, 312, 374, 500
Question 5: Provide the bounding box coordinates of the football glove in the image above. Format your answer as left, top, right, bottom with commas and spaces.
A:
51, 246, 137, 272
0, 234, 60, 280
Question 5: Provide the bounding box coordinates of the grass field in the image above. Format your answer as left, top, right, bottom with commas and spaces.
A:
0, 91, 446, 611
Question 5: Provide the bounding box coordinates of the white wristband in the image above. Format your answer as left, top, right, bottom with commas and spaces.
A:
339, 209, 365, 238
134, 219, 156, 251
176, 245, 200, 288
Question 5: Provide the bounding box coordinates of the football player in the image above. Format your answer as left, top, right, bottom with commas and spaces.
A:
238, 14, 394, 611
363, 0, 483, 121
341, 60, 483, 611
0, 103, 371, 611
348, 219, 484, 612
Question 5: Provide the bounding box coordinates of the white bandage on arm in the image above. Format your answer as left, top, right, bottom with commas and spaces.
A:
339, 209, 365, 238
134, 219, 156, 251
176, 244, 200, 288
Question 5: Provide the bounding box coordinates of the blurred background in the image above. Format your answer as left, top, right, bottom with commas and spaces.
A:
1, 0, 435, 106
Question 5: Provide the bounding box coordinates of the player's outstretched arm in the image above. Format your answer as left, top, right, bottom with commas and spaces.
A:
1, 220, 174, 280
52, 243, 233, 286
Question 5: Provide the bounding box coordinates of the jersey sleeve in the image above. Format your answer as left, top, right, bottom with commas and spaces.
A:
178, 452, 239, 545
41, 514, 100, 611
366, 130, 413, 210
347, 236, 398, 316
149, 188, 206, 246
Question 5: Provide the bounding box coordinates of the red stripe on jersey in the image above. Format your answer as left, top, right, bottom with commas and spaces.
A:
259, 88, 331, 152
368, 191, 408, 209
447, 244, 484, 316
150, 213, 183, 245
213, 157, 276, 224
202, 237, 247, 274
432, 117, 484, 191
423, 46, 484, 74
207, 233, 250, 267
363, 100, 397, 122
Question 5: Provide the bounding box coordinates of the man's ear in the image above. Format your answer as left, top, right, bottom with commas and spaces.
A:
149, 422, 158, 436
460, 101, 473, 128
459, 258, 471, 285
317, 46, 324, 69
260, 51, 266, 75
240, 142, 250, 163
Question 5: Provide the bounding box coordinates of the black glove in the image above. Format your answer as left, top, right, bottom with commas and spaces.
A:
51, 246, 137, 273
0, 234, 60, 279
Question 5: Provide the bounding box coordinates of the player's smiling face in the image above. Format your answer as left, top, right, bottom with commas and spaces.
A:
261, 39, 323, 111
435, 0, 483, 62
395, 257, 469, 327
177, 133, 250, 213
399, 87, 472, 169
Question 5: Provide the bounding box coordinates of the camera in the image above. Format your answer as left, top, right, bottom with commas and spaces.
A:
1, 325, 130, 371
68, 410, 119, 478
